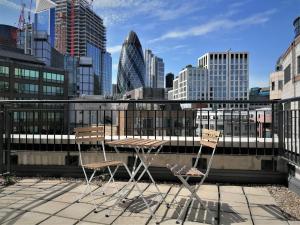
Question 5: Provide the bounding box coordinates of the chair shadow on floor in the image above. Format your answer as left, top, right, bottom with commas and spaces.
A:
118, 193, 160, 213
173, 198, 247, 225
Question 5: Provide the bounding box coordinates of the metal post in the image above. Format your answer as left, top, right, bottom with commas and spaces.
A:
0, 104, 4, 173
5, 107, 11, 174
278, 103, 284, 154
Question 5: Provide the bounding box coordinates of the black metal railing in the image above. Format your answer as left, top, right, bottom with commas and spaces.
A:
0, 98, 299, 174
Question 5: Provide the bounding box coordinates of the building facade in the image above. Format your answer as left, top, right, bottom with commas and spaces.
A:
168, 66, 208, 100
32, 0, 111, 96
117, 31, 145, 94
144, 49, 164, 88
0, 46, 68, 100
101, 52, 112, 96
0, 25, 18, 48
166, 73, 174, 88
198, 52, 249, 101
270, 71, 284, 100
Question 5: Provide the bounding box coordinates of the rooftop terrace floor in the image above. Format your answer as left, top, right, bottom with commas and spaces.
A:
0, 179, 299, 225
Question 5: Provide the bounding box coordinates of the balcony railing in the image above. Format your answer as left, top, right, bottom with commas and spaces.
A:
0, 98, 299, 174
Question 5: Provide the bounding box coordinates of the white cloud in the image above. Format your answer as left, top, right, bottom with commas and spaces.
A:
94, 0, 203, 26
150, 9, 276, 42
0, 0, 34, 12
107, 45, 122, 54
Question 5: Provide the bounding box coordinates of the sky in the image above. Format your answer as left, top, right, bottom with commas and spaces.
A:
0, 0, 299, 88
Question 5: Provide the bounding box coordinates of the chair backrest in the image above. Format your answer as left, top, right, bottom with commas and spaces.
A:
200, 129, 221, 149
74, 126, 105, 144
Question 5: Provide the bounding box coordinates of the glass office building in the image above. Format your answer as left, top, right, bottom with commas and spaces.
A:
102, 52, 112, 96
34, 8, 56, 48
117, 31, 145, 94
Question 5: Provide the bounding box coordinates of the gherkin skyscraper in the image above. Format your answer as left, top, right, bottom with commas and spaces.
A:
117, 31, 146, 94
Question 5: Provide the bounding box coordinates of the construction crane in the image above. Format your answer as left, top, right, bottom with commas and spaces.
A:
18, 0, 26, 30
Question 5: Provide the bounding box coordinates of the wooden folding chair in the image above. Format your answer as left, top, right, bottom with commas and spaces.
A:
167, 129, 221, 224
74, 126, 132, 212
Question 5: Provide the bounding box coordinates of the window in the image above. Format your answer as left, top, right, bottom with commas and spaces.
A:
271, 82, 275, 90
0, 66, 9, 77
278, 80, 283, 90
0, 81, 9, 92
284, 64, 291, 84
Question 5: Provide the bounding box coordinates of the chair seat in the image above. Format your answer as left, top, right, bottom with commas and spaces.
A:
167, 164, 205, 177
83, 160, 123, 170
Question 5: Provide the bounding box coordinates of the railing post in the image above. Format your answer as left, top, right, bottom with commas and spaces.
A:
278, 102, 284, 155
0, 104, 4, 174
4, 106, 11, 174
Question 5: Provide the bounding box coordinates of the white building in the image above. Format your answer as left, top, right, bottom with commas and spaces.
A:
198, 52, 249, 101
169, 52, 249, 103
145, 49, 165, 88
169, 66, 208, 100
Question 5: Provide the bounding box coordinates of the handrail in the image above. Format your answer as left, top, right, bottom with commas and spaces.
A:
0, 99, 279, 104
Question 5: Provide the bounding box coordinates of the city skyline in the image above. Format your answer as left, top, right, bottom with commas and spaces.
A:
0, 0, 299, 88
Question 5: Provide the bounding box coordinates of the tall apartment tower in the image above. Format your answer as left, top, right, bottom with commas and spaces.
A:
54, 0, 106, 56
198, 52, 249, 100
145, 49, 165, 88
34, 0, 112, 96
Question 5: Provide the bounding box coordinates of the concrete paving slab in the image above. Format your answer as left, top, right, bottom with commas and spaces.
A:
2, 211, 49, 225
32, 200, 70, 214
219, 211, 252, 225
0, 208, 26, 224
39, 215, 77, 225
250, 205, 287, 220
252, 218, 289, 225
83, 206, 124, 224
185, 206, 218, 224
77, 221, 102, 225
52, 191, 80, 203
0, 195, 26, 205
288, 221, 300, 225
220, 186, 244, 195
243, 187, 271, 197
112, 211, 149, 225
57, 202, 95, 220
247, 195, 277, 205
220, 203, 251, 215
16, 178, 40, 185
220, 192, 248, 206
8, 198, 46, 210
69, 184, 99, 193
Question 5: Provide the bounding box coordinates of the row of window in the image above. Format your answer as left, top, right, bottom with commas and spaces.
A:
14, 83, 64, 95
0, 66, 9, 76
14, 83, 39, 94
14, 68, 65, 83
43, 86, 64, 96
15, 68, 39, 80
43, 72, 64, 83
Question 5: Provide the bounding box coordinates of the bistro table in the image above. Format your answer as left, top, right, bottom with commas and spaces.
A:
106, 138, 169, 223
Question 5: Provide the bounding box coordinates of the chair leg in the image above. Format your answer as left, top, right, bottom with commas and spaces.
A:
177, 176, 216, 222
78, 168, 99, 212
77, 167, 95, 202
105, 163, 137, 218
100, 165, 120, 195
